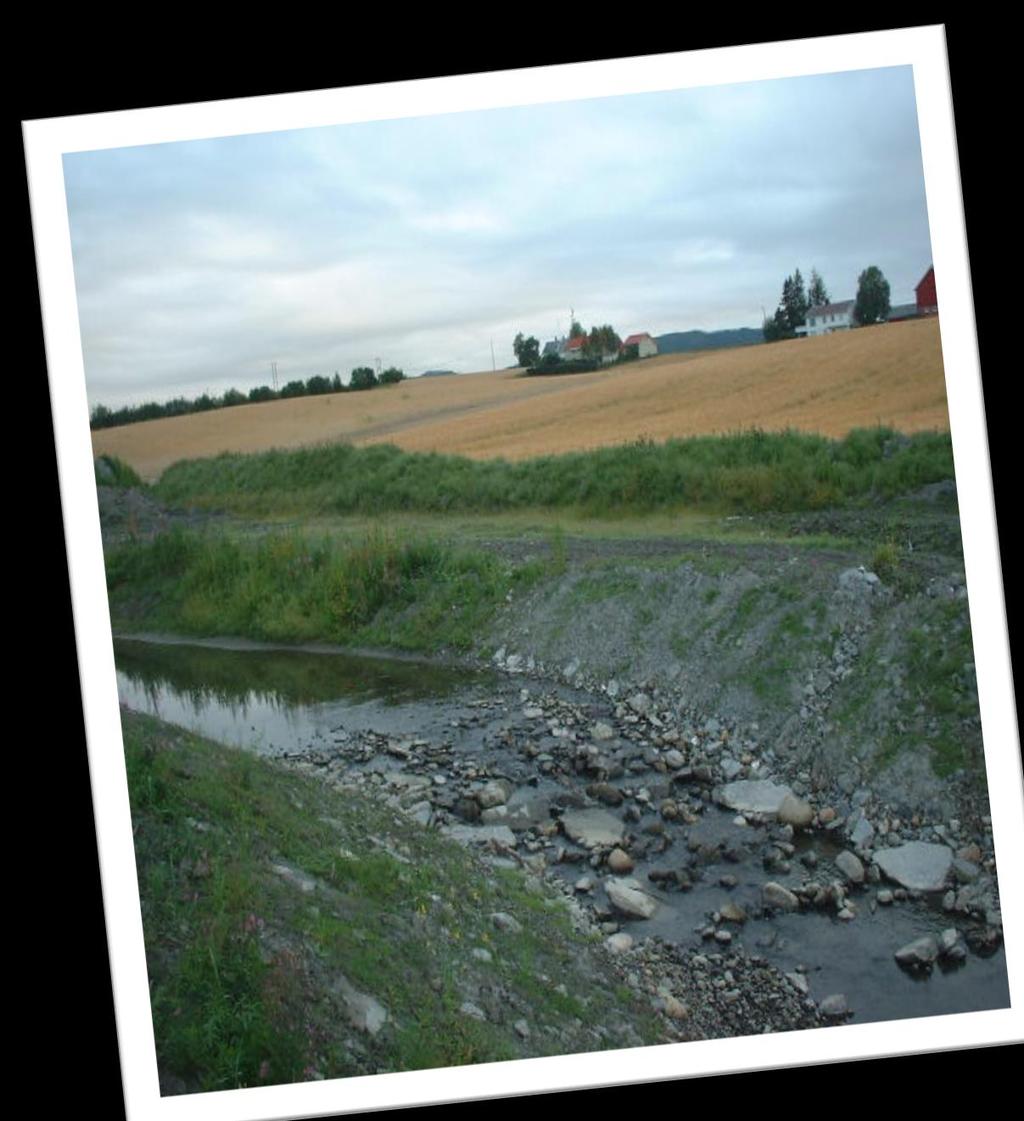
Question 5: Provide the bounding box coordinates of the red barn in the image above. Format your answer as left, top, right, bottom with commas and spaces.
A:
916, 266, 938, 316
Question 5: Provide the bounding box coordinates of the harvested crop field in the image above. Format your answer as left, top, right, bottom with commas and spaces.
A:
93, 317, 948, 482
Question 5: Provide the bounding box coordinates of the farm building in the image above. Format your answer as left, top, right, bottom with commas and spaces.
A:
801, 300, 856, 337
916, 266, 938, 316
622, 332, 658, 358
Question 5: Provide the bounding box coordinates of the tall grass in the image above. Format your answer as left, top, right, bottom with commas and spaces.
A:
154, 428, 955, 518
106, 527, 533, 651
95, 453, 144, 488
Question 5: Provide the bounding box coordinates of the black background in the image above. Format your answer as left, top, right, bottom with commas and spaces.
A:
17, 13, 1017, 1119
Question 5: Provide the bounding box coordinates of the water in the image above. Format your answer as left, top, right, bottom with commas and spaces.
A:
114, 634, 1010, 1027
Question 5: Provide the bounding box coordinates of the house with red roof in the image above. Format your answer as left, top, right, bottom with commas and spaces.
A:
622, 332, 658, 358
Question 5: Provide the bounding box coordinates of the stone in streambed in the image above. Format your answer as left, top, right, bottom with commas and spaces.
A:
606, 878, 659, 919
874, 842, 953, 892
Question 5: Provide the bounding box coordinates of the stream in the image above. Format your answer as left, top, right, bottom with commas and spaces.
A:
114, 634, 1010, 1029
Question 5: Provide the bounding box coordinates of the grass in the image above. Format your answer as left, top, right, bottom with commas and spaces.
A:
95, 453, 144, 488
123, 710, 666, 1092
152, 427, 955, 520
105, 526, 546, 653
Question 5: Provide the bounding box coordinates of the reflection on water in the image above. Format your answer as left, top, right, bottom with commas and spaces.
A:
114, 636, 486, 755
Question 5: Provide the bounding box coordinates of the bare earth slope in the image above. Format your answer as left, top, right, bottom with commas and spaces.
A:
94, 318, 948, 481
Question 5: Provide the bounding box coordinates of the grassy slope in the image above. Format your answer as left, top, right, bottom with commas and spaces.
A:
151, 428, 954, 520
124, 710, 666, 1093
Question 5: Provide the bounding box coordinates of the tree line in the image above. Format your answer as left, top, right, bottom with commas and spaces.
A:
90, 365, 405, 429
763, 266, 891, 341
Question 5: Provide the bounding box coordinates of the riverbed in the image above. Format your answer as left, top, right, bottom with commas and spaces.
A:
114, 634, 1009, 1029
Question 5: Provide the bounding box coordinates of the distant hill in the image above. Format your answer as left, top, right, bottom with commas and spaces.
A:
655, 327, 763, 354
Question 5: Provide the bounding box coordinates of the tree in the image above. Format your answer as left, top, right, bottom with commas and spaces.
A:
513, 333, 540, 368
808, 269, 830, 308
379, 366, 405, 385
349, 366, 377, 390
854, 266, 891, 325
584, 324, 621, 360
305, 374, 332, 395
763, 270, 809, 342
782, 269, 809, 333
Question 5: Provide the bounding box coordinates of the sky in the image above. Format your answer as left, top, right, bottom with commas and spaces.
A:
63, 65, 933, 409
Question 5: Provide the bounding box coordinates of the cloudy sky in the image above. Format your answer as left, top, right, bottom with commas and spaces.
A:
64, 65, 932, 409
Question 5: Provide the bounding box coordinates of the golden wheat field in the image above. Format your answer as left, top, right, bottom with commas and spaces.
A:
93, 317, 949, 482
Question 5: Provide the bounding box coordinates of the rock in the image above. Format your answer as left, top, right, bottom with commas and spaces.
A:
874, 842, 953, 892
939, 929, 967, 962
607, 847, 635, 874
819, 993, 849, 1019
453, 798, 482, 825
835, 850, 865, 884
331, 975, 389, 1035
720, 758, 743, 780
504, 789, 554, 830
606, 878, 659, 919
849, 816, 875, 849
839, 567, 880, 592
762, 882, 800, 912
476, 779, 512, 809
592, 722, 616, 741
664, 749, 686, 770
895, 935, 939, 969
513, 1018, 531, 1039
562, 808, 626, 848
719, 901, 748, 924
628, 692, 653, 715
460, 1001, 487, 1021
777, 793, 814, 828
574, 875, 595, 893
876, 889, 894, 906
952, 858, 980, 884
785, 972, 809, 996
490, 912, 523, 934
471, 947, 493, 963
605, 932, 635, 954
716, 780, 793, 816
588, 782, 624, 807
443, 824, 517, 848
663, 995, 689, 1020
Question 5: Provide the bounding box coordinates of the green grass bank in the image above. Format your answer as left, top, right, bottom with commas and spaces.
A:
106, 527, 538, 652
124, 710, 665, 1092
153, 427, 954, 518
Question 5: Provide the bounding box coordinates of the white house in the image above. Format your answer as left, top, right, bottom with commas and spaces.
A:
622, 332, 658, 358
799, 300, 856, 337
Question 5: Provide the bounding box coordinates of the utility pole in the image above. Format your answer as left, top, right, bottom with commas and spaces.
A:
271, 361, 278, 392
490, 338, 496, 372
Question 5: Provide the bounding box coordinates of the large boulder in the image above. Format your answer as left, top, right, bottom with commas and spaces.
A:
606, 878, 659, 919
874, 842, 953, 892
716, 780, 793, 816
561, 808, 625, 848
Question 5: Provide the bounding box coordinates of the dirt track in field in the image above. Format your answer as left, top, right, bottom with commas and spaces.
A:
93, 318, 949, 481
